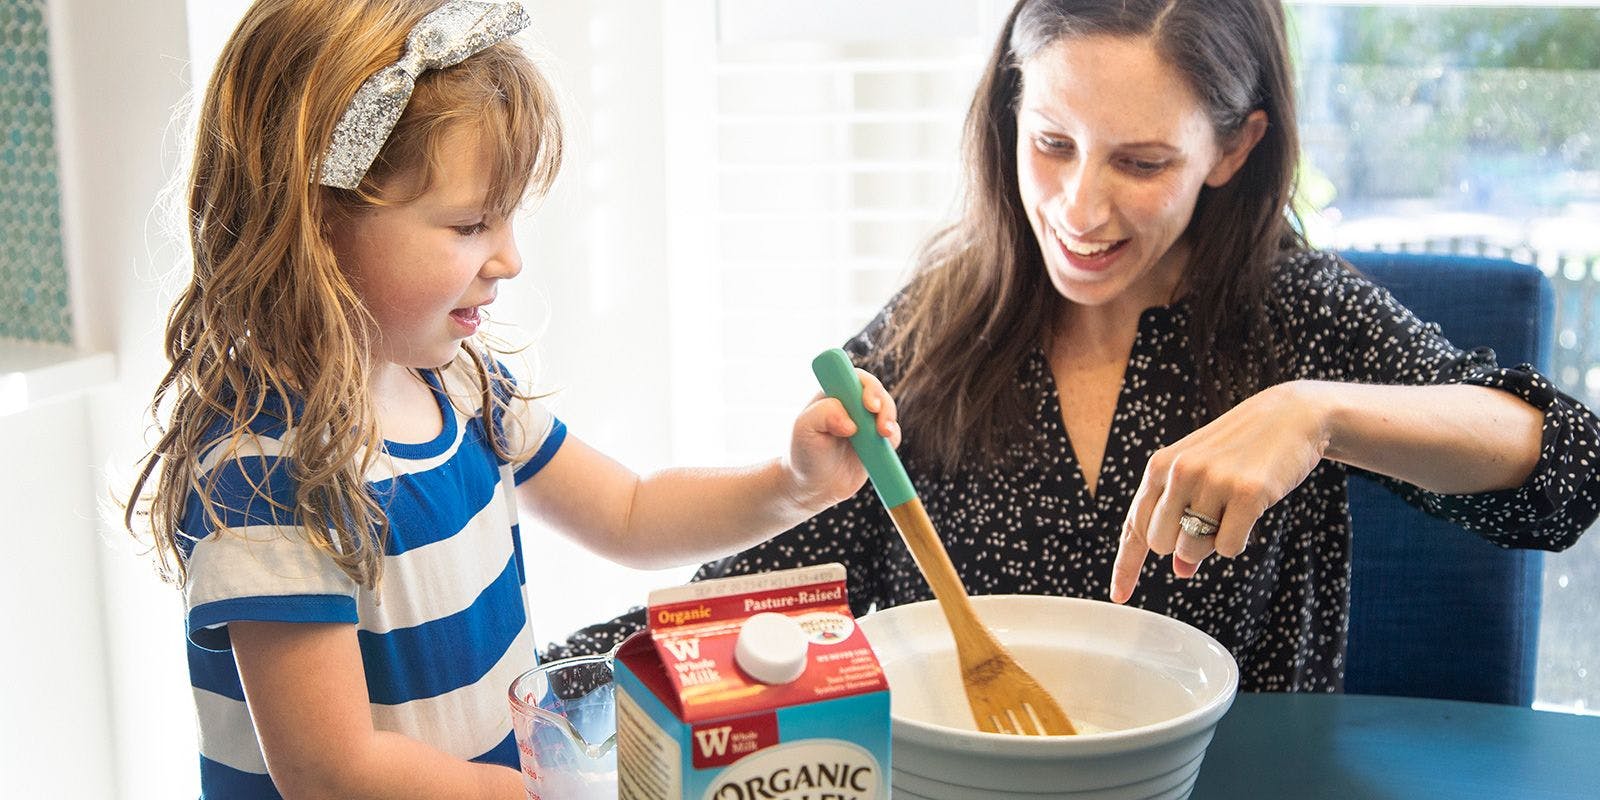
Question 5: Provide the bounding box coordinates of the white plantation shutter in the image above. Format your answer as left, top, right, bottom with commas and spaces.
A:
664, 0, 1010, 464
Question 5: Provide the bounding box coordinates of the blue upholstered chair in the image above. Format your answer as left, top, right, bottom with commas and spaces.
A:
1337, 251, 1552, 706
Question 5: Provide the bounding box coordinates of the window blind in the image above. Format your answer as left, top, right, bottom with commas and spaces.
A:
682, 0, 1007, 463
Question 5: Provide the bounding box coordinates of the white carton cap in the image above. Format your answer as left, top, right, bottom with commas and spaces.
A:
734, 612, 810, 684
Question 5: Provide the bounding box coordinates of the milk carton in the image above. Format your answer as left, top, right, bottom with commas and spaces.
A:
615, 563, 891, 800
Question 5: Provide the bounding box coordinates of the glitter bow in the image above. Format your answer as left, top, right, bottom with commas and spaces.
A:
317, 0, 530, 189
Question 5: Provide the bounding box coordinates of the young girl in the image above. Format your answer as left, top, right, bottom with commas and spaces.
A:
125, 2, 898, 798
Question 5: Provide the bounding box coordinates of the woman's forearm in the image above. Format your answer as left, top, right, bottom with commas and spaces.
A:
1301, 380, 1543, 494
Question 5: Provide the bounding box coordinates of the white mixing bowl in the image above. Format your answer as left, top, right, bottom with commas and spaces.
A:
857, 595, 1238, 800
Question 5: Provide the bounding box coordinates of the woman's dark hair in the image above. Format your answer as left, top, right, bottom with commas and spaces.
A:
874, 0, 1304, 472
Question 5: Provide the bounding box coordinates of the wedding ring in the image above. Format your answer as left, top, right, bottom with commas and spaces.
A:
1179, 508, 1221, 538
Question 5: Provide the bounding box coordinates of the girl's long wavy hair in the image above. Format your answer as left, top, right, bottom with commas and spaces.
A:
874, 0, 1304, 472
126, 0, 563, 589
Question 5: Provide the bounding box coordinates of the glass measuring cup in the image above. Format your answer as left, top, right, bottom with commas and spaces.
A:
508, 650, 618, 800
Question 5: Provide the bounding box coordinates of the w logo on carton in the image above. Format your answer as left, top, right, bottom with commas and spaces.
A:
692, 713, 777, 769
663, 637, 702, 662
694, 726, 733, 758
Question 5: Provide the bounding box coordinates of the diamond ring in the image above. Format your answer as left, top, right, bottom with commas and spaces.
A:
1179, 508, 1221, 538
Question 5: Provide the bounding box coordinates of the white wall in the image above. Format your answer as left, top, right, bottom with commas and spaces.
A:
0, 394, 118, 797
27, 0, 201, 798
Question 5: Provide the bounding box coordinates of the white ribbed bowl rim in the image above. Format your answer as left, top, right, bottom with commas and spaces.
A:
861, 595, 1240, 758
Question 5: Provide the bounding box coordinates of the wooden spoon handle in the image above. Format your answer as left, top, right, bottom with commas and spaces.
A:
887, 499, 986, 633
811, 347, 987, 639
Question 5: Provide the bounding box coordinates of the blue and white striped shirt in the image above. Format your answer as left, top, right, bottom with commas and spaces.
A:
179, 363, 564, 798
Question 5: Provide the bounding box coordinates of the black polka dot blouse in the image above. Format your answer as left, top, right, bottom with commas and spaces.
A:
547, 250, 1600, 692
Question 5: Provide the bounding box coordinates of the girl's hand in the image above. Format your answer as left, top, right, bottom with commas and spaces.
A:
1110, 381, 1331, 603
786, 368, 901, 512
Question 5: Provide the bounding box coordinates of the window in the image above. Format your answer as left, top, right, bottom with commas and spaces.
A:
681, 0, 1002, 465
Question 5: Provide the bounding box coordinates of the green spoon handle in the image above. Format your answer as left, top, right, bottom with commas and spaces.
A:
811, 347, 916, 508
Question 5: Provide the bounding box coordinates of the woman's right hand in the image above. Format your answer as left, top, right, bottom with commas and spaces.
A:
1110, 381, 1331, 603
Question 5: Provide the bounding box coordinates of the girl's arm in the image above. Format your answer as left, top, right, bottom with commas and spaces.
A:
515, 371, 899, 570
1110, 379, 1544, 602
542, 480, 894, 662
230, 621, 523, 800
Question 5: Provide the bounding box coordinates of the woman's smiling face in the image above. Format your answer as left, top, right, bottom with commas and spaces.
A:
1015, 35, 1258, 311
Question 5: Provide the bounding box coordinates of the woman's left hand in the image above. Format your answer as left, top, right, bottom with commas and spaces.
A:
1110, 381, 1330, 603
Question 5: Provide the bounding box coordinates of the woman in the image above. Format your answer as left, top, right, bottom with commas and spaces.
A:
551, 0, 1599, 692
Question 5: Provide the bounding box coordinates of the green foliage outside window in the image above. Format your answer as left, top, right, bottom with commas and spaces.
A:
1291, 5, 1600, 210
1339, 8, 1600, 70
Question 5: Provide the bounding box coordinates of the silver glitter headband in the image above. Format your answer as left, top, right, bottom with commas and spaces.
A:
317, 0, 530, 190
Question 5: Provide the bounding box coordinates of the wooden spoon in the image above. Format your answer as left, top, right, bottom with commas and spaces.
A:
813, 348, 1077, 736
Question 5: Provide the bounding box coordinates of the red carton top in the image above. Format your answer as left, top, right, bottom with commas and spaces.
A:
618, 563, 887, 723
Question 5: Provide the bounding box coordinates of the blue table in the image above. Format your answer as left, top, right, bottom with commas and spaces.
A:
1191, 693, 1600, 799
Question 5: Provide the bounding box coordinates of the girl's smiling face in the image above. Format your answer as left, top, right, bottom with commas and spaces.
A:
1015, 35, 1262, 312
331, 126, 523, 372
